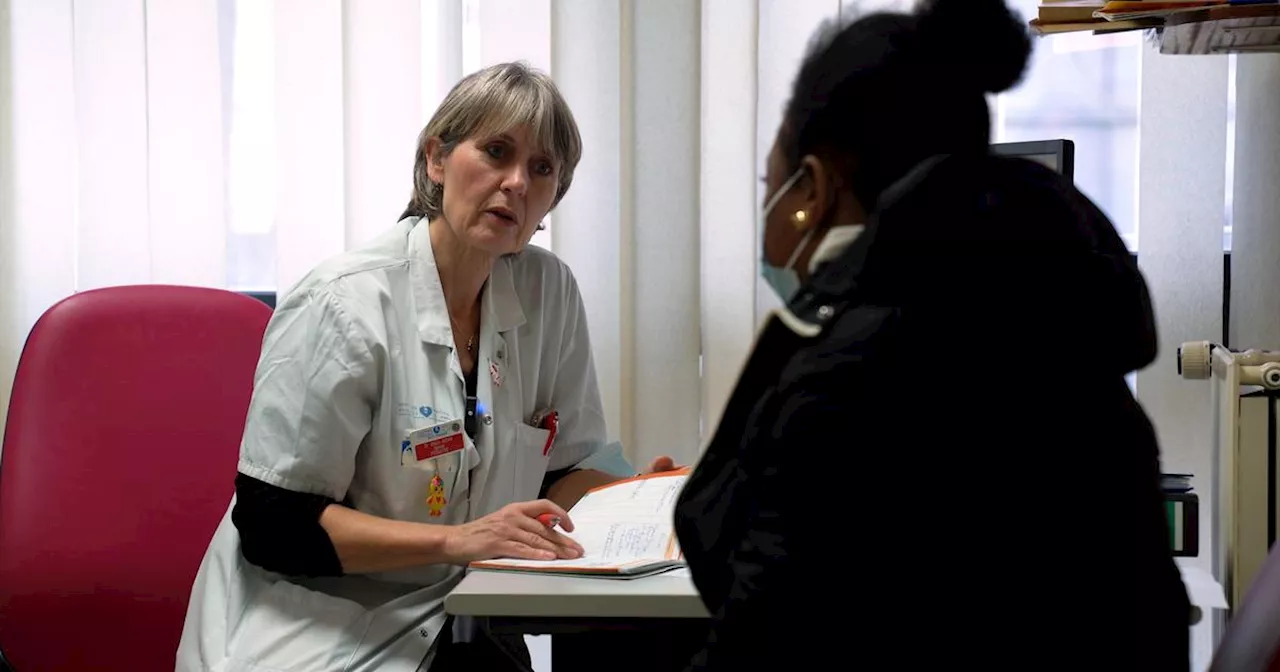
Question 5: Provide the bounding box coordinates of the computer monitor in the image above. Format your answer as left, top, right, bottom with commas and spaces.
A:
991, 139, 1075, 182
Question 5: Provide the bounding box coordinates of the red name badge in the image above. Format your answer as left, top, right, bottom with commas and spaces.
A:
408, 420, 465, 464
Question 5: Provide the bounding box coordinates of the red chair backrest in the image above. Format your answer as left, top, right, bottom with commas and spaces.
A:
0, 285, 272, 672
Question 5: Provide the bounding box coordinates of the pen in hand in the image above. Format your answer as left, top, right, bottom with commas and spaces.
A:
535, 513, 585, 558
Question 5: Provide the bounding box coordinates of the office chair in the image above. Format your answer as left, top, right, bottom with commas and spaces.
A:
1208, 541, 1280, 672
0, 285, 272, 671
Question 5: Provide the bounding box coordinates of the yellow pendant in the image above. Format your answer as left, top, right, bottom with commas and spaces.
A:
426, 474, 447, 517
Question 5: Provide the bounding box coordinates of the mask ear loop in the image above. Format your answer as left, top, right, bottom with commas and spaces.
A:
763, 166, 807, 218
775, 164, 824, 273
783, 226, 816, 272
764, 166, 810, 273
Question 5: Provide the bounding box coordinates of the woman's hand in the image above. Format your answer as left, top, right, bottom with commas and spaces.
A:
442, 499, 585, 565
641, 455, 683, 475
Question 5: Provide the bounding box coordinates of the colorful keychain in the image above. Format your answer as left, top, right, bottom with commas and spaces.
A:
405, 419, 465, 518
426, 471, 447, 517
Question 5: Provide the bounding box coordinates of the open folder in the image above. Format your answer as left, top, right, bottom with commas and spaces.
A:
469, 469, 690, 578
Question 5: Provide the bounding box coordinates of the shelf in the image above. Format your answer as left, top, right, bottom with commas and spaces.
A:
1032, 5, 1280, 54
1159, 7, 1280, 54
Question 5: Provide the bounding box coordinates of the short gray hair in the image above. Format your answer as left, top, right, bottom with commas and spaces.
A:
401, 62, 583, 222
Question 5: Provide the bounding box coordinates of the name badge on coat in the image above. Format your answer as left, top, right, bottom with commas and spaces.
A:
402, 419, 466, 517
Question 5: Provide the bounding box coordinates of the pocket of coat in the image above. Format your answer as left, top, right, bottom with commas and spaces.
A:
229, 580, 372, 671
449, 441, 482, 497
513, 422, 552, 501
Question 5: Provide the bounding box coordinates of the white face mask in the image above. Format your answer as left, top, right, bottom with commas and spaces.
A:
760, 168, 865, 303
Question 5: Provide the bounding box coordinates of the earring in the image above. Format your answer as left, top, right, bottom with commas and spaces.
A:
791, 210, 808, 228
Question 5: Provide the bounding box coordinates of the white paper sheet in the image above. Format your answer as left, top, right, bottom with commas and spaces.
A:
1179, 565, 1228, 609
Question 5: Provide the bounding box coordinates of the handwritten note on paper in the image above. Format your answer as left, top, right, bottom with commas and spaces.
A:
566, 522, 668, 562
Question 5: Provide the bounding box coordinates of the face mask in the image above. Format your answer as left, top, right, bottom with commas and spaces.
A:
759, 168, 811, 303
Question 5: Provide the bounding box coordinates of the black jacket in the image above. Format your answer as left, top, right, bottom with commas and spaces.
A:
673, 153, 1190, 671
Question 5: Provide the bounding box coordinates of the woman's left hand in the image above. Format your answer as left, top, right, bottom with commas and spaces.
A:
642, 455, 683, 475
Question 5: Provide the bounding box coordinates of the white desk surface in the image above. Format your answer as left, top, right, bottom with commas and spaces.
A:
445, 568, 709, 619
447, 564, 1223, 622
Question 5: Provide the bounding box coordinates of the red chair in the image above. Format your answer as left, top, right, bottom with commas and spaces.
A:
0, 285, 272, 671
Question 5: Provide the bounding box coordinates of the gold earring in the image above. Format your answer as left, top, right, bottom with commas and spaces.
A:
791, 210, 808, 228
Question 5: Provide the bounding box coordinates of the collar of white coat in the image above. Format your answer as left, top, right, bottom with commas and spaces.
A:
407, 218, 526, 346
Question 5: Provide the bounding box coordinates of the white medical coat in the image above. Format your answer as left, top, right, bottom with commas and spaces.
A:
176, 218, 627, 672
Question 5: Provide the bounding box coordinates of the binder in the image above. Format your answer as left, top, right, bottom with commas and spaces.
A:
1165, 492, 1199, 557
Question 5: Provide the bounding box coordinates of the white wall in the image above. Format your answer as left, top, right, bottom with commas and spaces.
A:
699, 0, 758, 437
1229, 55, 1280, 351
0, 0, 15, 451
1218, 52, 1280, 672
1135, 47, 1229, 670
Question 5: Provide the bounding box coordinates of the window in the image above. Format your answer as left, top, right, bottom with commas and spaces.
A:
460, 0, 553, 252
995, 0, 1142, 252
460, 5, 566, 665
996, 4, 1143, 390
757, 0, 1142, 321
757, 1, 1145, 390
223, 0, 555, 295
226, 0, 277, 292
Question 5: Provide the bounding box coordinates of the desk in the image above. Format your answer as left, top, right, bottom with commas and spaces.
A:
445, 568, 709, 672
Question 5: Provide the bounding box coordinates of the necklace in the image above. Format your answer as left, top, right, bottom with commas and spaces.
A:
448, 313, 476, 354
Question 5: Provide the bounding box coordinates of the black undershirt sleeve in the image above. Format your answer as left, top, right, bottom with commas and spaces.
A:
231, 472, 345, 577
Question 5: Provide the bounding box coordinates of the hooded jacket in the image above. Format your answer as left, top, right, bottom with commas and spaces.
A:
673, 153, 1190, 671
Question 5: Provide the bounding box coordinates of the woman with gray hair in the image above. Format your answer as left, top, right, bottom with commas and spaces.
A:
177, 61, 676, 672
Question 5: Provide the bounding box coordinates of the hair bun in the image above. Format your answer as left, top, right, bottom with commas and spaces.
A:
914, 0, 1033, 94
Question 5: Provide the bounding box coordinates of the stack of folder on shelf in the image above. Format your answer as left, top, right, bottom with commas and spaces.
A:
1030, 1, 1155, 35
1030, 1, 1280, 36
1163, 473, 1199, 557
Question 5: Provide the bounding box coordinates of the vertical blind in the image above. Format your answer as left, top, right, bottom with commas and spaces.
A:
3, 0, 863, 468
